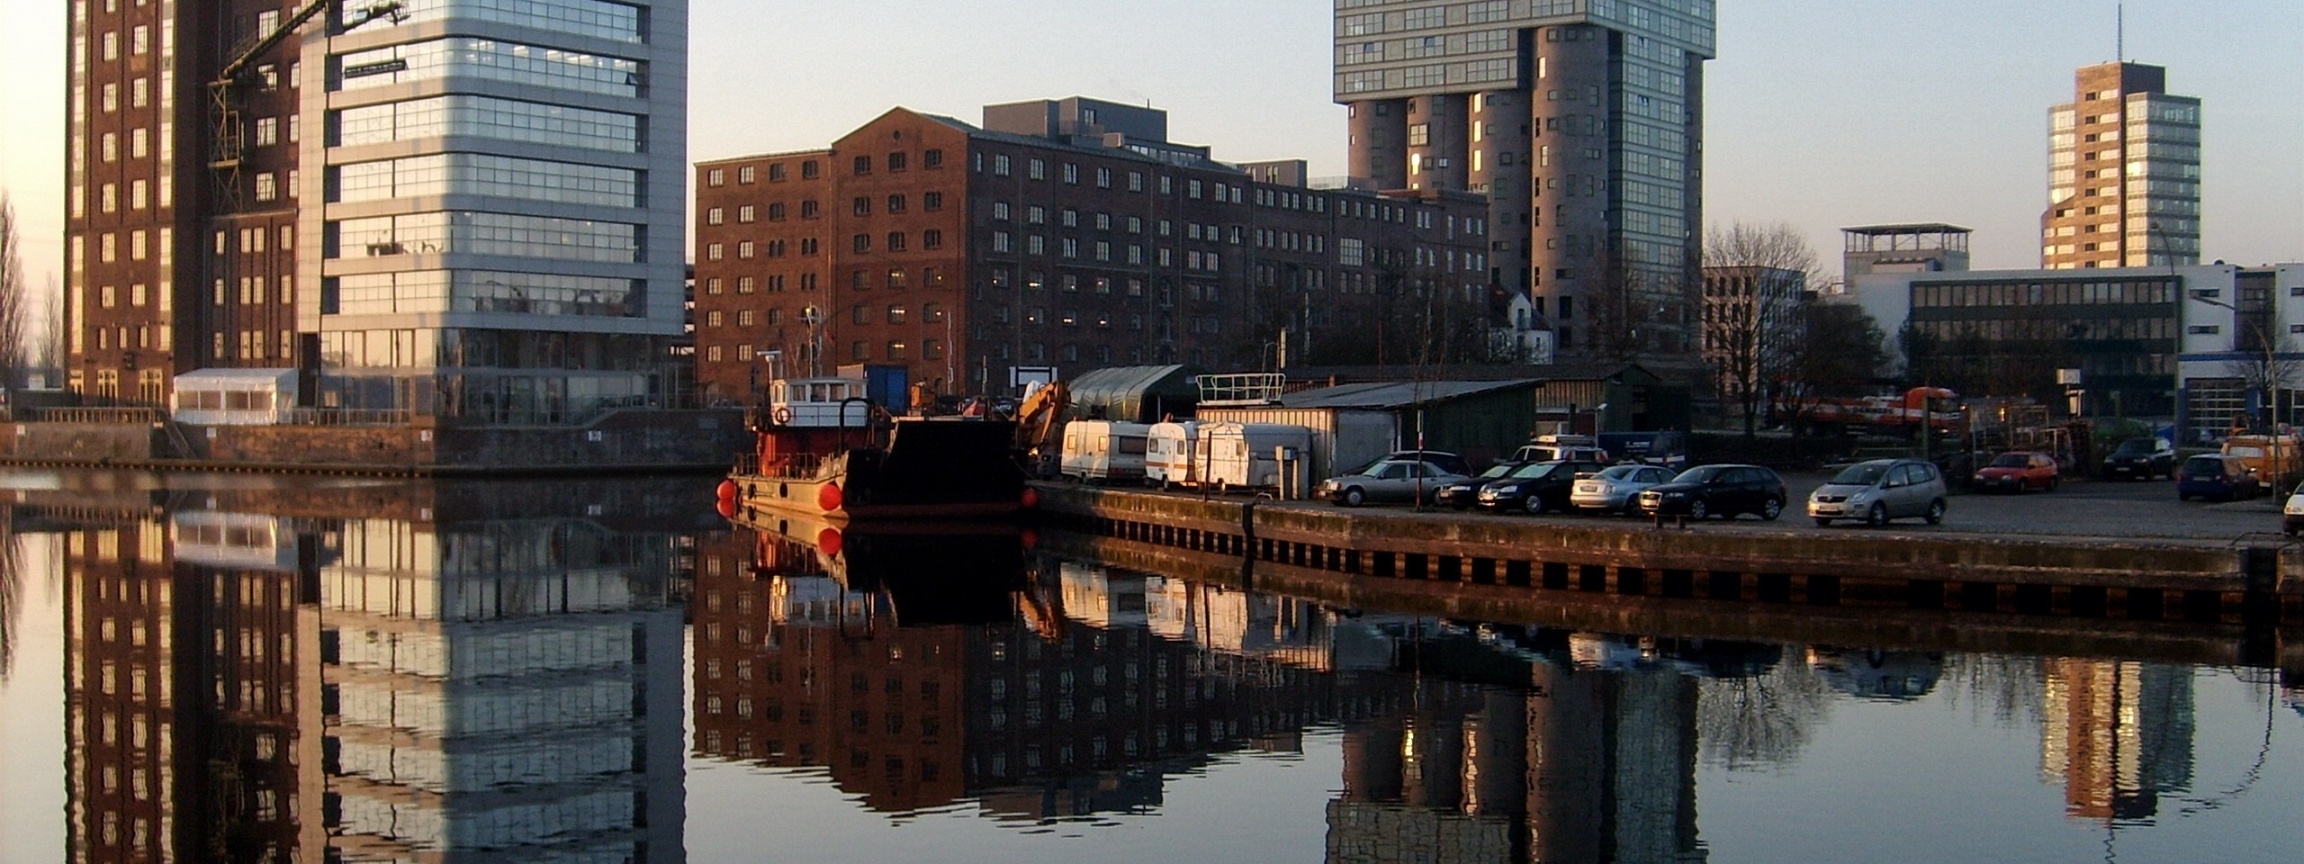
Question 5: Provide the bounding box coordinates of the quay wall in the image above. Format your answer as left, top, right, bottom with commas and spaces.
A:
1033, 484, 2304, 627
0, 409, 746, 475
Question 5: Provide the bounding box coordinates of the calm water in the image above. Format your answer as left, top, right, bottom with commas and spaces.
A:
1, 470, 2301, 863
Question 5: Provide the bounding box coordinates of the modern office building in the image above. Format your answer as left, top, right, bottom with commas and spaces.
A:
2041, 62, 2200, 270
1333, 0, 1716, 362
692, 98, 1490, 404
64, 0, 689, 422
1850, 263, 2304, 439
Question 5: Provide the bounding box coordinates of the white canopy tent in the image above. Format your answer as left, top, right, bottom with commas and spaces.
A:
172, 368, 297, 425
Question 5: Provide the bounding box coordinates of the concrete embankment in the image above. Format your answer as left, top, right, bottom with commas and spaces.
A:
1032, 484, 2304, 628
0, 409, 746, 476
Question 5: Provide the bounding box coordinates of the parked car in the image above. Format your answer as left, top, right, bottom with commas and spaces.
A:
1435, 461, 1525, 510
1509, 440, 1612, 465
1638, 464, 1789, 521
1319, 459, 1469, 507
1807, 458, 1948, 527
1570, 464, 1676, 513
2176, 453, 2262, 502
2285, 480, 2304, 536
1346, 449, 1471, 478
1476, 459, 1610, 515
2101, 437, 2176, 480
1972, 451, 2060, 493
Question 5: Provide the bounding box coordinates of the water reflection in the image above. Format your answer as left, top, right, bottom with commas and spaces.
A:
16, 472, 2301, 863
51, 476, 704, 863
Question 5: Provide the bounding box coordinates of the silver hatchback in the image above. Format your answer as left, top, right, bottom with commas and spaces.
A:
1808, 458, 1948, 527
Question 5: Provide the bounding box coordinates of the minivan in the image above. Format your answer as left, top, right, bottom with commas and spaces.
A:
1808, 458, 1948, 527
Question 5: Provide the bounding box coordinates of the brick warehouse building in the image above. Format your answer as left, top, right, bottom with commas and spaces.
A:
692, 97, 1491, 404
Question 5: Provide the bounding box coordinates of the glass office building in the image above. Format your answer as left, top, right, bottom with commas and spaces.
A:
297, 0, 689, 422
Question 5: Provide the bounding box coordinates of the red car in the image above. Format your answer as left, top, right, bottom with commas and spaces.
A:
1972, 451, 2059, 492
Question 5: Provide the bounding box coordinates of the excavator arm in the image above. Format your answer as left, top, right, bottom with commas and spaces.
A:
1011, 380, 1069, 453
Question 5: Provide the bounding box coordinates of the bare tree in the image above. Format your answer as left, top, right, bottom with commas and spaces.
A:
1777, 301, 1890, 431
0, 193, 29, 393
2221, 334, 2304, 430
1702, 223, 1817, 436
38, 274, 62, 383
1697, 650, 1836, 770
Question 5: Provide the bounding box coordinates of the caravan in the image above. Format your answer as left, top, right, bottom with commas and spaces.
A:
1199, 422, 1316, 493
1145, 420, 1200, 488
1060, 420, 1153, 483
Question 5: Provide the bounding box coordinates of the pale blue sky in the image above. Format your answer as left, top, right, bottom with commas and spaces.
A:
4, 0, 2301, 304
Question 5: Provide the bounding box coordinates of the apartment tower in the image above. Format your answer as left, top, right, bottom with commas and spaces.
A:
1334, 0, 1715, 362
65, 0, 689, 421
2041, 62, 2200, 269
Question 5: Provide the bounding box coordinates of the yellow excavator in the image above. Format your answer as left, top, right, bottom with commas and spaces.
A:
1011, 380, 1069, 477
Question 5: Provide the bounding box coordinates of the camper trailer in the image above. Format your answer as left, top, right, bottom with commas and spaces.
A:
1145, 420, 1200, 488
1199, 422, 1316, 492
1061, 420, 1153, 483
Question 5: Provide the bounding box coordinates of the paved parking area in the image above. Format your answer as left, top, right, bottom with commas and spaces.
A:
1305, 471, 2294, 543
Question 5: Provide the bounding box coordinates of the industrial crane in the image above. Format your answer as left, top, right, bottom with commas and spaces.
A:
207, 0, 405, 204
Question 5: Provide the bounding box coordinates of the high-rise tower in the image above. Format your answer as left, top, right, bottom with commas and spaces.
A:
64, 0, 689, 421
2041, 62, 2200, 270
1334, 0, 1715, 362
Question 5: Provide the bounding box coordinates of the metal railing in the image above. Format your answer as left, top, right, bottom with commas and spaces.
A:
1196, 372, 1287, 406
23, 407, 166, 425
283, 408, 414, 426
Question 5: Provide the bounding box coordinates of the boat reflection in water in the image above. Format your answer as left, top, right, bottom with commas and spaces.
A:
52, 477, 700, 863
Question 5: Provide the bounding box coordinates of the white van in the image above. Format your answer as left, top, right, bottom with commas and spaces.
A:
1199, 422, 1315, 493
1145, 420, 1200, 488
1060, 420, 1152, 483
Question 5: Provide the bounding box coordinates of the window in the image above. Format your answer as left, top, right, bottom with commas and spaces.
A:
853, 155, 872, 175
1029, 158, 1046, 180
922, 229, 942, 250
923, 191, 943, 211
800, 200, 819, 218
739, 165, 755, 183
253, 173, 277, 202
707, 207, 724, 225
923, 149, 944, 168
801, 161, 820, 179
767, 203, 786, 220
707, 168, 724, 186
887, 304, 907, 323
887, 152, 907, 172
994, 154, 1011, 176
769, 163, 788, 181
1062, 163, 1079, 184
886, 194, 905, 213
886, 232, 906, 252
852, 197, 870, 216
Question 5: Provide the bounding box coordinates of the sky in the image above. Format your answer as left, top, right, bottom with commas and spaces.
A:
4, 0, 2302, 306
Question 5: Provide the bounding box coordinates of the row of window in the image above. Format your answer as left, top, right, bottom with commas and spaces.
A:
339, 38, 643, 99
330, 211, 641, 263
337, 94, 639, 152
703, 159, 829, 187
702, 192, 944, 225
336, 152, 639, 208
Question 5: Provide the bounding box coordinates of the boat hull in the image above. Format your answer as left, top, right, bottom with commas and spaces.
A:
732, 417, 1026, 521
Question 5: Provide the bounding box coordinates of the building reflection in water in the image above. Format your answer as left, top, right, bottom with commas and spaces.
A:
53, 478, 697, 863
2039, 660, 2195, 823
695, 532, 1785, 861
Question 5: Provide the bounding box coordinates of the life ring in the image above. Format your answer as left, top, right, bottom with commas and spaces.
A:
772, 406, 793, 424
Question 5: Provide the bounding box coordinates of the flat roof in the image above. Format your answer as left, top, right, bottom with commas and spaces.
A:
1842, 223, 1974, 235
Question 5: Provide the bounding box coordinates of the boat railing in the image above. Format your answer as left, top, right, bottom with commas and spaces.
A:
733, 452, 828, 481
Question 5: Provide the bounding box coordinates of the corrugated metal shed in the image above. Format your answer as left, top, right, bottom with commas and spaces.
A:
1065, 365, 1205, 423
1200, 378, 1543, 478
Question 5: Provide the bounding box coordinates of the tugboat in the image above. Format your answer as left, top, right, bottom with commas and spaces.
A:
719, 374, 1031, 522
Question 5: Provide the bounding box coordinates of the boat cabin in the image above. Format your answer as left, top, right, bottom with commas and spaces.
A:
767, 377, 876, 428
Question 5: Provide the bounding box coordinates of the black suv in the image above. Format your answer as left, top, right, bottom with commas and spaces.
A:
1475, 460, 1610, 515
1637, 464, 1789, 521
2102, 437, 2176, 480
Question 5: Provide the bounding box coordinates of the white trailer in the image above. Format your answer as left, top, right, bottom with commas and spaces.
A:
1144, 420, 1200, 488
1199, 422, 1316, 492
1060, 420, 1152, 483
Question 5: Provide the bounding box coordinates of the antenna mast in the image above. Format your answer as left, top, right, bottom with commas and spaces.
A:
2117, 2, 2125, 61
